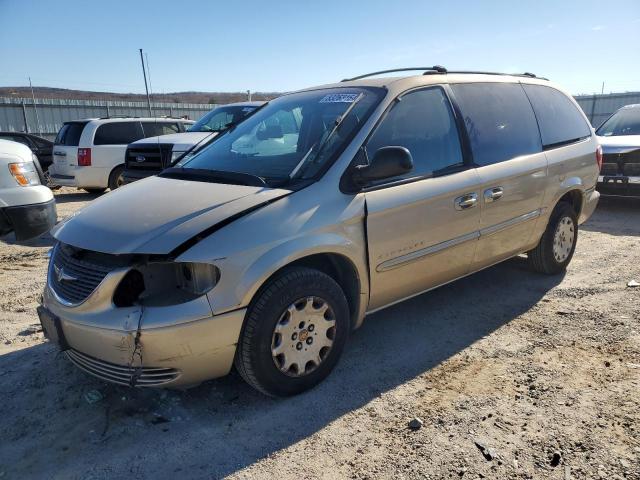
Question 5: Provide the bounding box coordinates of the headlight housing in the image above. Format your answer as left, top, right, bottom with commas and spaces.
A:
113, 262, 220, 307
8, 161, 40, 186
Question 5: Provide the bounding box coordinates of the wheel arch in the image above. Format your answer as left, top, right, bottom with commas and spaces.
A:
555, 188, 583, 217
241, 245, 366, 331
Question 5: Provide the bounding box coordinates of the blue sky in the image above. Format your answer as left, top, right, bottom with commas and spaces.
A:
1, 0, 638, 95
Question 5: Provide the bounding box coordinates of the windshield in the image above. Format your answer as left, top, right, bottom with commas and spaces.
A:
188, 105, 260, 132
177, 88, 384, 185
597, 107, 640, 137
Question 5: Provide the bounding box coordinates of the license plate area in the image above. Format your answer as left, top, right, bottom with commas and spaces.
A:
37, 306, 69, 350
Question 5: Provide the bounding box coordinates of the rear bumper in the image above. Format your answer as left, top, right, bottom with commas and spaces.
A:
49, 165, 108, 188
597, 175, 640, 197
0, 198, 57, 240
579, 186, 599, 225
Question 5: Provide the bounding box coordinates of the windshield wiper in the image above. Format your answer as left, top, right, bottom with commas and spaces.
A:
159, 167, 268, 187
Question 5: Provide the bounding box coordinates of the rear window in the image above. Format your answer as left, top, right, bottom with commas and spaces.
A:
93, 122, 143, 145
451, 83, 541, 166
523, 85, 591, 148
55, 122, 87, 146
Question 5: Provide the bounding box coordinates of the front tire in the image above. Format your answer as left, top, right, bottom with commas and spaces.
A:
235, 267, 350, 397
528, 202, 578, 274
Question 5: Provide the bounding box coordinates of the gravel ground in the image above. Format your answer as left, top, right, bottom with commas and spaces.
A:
0, 188, 639, 480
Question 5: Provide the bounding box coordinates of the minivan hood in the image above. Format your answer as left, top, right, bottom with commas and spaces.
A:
52, 176, 291, 255
131, 132, 216, 152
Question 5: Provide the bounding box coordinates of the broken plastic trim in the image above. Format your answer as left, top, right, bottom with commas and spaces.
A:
128, 305, 144, 387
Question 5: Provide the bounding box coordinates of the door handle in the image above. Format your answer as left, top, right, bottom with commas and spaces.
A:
484, 187, 503, 203
454, 193, 478, 210
53, 151, 66, 156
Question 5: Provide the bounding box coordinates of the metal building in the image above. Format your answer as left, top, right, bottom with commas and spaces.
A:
1, 90, 640, 140
574, 92, 640, 128
0, 97, 213, 140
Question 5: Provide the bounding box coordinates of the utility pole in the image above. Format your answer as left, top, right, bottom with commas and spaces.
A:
247, 89, 252, 101
601, 82, 605, 95
139, 49, 152, 117
28, 77, 41, 135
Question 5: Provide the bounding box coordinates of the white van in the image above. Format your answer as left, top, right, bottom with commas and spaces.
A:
49, 117, 193, 192
0, 140, 56, 241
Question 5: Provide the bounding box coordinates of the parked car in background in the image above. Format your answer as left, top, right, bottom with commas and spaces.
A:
40, 69, 599, 396
123, 102, 264, 183
0, 139, 56, 241
596, 104, 640, 197
48, 117, 194, 192
0, 132, 53, 171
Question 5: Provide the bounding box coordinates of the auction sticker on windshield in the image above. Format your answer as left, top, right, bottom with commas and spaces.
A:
319, 93, 360, 103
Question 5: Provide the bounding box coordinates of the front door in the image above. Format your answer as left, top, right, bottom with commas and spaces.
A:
362, 86, 481, 311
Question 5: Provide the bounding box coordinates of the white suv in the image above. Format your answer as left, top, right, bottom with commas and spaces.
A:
49, 117, 193, 192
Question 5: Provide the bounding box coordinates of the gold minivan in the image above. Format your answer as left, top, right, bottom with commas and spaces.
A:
39, 68, 600, 396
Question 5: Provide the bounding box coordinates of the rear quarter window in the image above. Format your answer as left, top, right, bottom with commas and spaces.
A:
451, 83, 541, 166
523, 85, 591, 148
93, 122, 143, 145
55, 122, 87, 146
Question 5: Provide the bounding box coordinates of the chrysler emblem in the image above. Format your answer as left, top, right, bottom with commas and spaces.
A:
135, 155, 146, 163
54, 264, 77, 282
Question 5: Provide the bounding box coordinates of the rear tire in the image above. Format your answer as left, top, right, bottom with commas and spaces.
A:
108, 165, 125, 191
235, 267, 350, 397
528, 202, 578, 274
83, 188, 106, 194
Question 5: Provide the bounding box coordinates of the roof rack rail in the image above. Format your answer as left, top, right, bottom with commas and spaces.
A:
443, 71, 549, 80
341, 66, 448, 82
97, 115, 141, 119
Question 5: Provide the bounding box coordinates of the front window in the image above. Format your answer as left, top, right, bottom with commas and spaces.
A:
173, 88, 384, 186
188, 105, 260, 133
597, 107, 640, 137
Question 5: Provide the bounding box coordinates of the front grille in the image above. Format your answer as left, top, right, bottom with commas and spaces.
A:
602, 149, 640, 176
66, 349, 180, 386
126, 143, 173, 172
49, 243, 119, 305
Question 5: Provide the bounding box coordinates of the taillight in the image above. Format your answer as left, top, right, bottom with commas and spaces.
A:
596, 145, 603, 171
78, 148, 91, 166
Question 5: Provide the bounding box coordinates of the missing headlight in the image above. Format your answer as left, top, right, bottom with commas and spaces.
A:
113, 262, 219, 307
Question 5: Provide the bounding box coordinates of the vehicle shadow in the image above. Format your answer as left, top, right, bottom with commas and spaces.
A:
0, 257, 564, 479
582, 196, 640, 237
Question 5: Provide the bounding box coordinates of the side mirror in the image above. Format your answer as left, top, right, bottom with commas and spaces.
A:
353, 146, 413, 185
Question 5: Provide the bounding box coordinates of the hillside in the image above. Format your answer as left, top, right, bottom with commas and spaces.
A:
0, 86, 281, 104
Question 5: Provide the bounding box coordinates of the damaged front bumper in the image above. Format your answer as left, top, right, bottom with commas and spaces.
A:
41, 281, 246, 388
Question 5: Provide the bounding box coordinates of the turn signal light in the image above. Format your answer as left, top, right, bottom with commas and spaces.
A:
8, 162, 40, 186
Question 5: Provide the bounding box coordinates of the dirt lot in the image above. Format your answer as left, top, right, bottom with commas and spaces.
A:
0, 188, 638, 480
